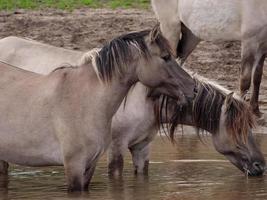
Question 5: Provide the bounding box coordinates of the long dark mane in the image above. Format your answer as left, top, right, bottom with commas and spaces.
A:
156, 76, 255, 144
80, 24, 172, 82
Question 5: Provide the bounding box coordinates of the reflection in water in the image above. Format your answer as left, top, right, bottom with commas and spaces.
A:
1, 133, 267, 200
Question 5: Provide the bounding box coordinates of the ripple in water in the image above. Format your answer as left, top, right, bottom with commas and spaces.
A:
1, 134, 267, 200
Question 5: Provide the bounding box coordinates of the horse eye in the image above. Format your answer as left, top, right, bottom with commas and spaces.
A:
161, 54, 171, 62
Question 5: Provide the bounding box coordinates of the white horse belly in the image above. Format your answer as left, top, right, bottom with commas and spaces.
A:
179, 0, 242, 41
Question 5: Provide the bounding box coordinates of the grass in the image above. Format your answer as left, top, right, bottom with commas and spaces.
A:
0, 0, 150, 10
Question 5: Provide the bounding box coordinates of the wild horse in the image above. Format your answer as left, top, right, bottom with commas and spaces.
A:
152, 0, 267, 117
0, 36, 265, 178
0, 26, 196, 191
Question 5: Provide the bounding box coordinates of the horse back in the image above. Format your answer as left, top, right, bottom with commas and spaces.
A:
0, 61, 40, 85
0, 36, 83, 75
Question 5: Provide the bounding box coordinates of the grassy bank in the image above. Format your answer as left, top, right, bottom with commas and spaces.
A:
0, 0, 150, 10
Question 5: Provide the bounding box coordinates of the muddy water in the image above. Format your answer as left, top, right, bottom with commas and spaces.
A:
1, 131, 267, 200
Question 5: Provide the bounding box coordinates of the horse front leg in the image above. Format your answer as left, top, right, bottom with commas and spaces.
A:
129, 143, 150, 176
64, 148, 101, 192
0, 161, 8, 176
0, 161, 8, 189
250, 55, 265, 117
107, 139, 126, 178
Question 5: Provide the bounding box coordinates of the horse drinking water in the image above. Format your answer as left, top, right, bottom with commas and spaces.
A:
0, 36, 265, 177
109, 77, 266, 177
152, 0, 267, 117
0, 26, 196, 191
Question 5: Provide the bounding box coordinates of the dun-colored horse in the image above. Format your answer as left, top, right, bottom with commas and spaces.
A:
0, 27, 196, 191
0, 36, 265, 178
152, 0, 267, 117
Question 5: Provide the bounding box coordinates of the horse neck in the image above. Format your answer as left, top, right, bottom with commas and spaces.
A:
75, 62, 138, 120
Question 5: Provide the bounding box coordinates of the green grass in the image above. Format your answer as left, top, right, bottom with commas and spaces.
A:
0, 0, 150, 10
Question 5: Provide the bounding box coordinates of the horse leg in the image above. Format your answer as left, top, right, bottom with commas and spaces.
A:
129, 143, 150, 175
177, 23, 201, 64
250, 54, 265, 117
107, 140, 126, 178
64, 149, 101, 192
0, 161, 8, 189
0, 161, 8, 175
240, 42, 255, 99
152, 0, 181, 56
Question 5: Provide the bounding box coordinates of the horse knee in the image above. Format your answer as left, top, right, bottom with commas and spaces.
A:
65, 163, 97, 192
107, 140, 126, 177
108, 154, 124, 178
130, 145, 150, 175
64, 150, 101, 192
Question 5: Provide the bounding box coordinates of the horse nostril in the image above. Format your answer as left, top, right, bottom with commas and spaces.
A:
253, 162, 263, 171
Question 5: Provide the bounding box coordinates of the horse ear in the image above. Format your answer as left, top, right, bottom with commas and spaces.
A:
225, 92, 234, 108
150, 23, 161, 42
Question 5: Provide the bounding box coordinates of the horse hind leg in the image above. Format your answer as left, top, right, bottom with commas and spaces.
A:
240, 42, 255, 99
129, 144, 150, 176
250, 54, 265, 117
240, 37, 266, 117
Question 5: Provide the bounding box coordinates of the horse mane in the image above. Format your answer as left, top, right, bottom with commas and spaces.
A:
157, 74, 256, 144
80, 23, 172, 82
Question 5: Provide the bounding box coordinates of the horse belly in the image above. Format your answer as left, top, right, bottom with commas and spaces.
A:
180, 0, 242, 41
0, 130, 63, 167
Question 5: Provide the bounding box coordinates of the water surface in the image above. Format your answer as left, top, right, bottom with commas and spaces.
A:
1, 130, 267, 200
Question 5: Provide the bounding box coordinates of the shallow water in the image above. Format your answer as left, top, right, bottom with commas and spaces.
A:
1, 130, 267, 200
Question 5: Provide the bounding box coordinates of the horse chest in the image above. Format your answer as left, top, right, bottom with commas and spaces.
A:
180, 0, 242, 41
